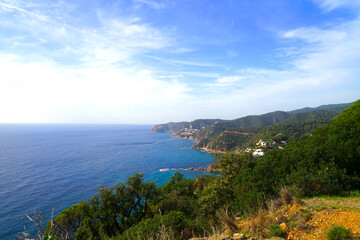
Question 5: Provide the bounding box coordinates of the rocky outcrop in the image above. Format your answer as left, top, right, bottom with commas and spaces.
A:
151, 125, 169, 132
198, 163, 219, 173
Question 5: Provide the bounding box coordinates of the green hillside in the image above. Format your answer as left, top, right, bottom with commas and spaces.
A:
288, 102, 353, 114
35, 100, 360, 240
152, 102, 353, 153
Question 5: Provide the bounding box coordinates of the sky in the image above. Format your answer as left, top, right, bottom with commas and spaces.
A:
0, 0, 359, 124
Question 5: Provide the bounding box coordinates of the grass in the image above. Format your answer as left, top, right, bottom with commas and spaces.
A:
302, 191, 360, 201
326, 225, 351, 240
268, 224, 285, 238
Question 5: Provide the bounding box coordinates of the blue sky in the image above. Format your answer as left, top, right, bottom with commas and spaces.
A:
0, 0, 359, 124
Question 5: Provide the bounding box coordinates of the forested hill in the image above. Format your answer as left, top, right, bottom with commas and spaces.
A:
152, 102, 353, 152
288, 102, 354, 114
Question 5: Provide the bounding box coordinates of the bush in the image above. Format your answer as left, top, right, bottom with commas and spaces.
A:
268, 224, 285, 238
113, 216, 162, 240
326, 225, 351, 240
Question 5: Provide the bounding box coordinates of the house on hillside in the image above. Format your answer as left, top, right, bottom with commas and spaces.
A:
181, 127, 198, 136
245, 148, 252, 153
253, 149, 264, 156
257, 139, 267, 147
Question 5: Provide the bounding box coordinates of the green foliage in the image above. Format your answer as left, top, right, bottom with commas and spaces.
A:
326, 225, 351, 240
115, 211, 202, 240
268, 224, 285, 238
52, 174, 159, 239
88, 173, 159, 237
214, 152, 253, 177
326, 100, 360, 177
219, 101, 360, 212
47, 201, 91, 239
249, 118, 332, 145
43, 236, 59, 240
162, 172, 195, 196
112, 215, 162, 240
197, 176, 234, 218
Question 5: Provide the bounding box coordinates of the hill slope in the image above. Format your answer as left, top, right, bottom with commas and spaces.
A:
152, 102, 353, 152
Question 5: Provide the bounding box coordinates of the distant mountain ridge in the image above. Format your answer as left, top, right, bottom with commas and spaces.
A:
152, 101, 354, 152
287, 102, 354, 114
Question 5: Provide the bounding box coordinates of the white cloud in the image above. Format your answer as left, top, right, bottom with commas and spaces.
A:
0, 1, 194, 123
170, 47, 195, 54
283, 27, 347, 43
0, 0, 359, 123
203, 76, 244, 87
0, 55, 192, 123
283, 18, 360, 71
314, 0, 360, 11
198, 17, 360, 118
145, 55, 221, 67
133, 0, 167, 9
178, 72, 221, 78
0, 0, 172, 67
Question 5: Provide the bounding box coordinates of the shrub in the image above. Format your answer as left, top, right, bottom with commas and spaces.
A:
268, 224, 285, 238
326, 225, 351, 240
113, 216, 162, 240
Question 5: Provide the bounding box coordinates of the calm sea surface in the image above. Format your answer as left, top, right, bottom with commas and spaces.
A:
0, 124, 214, 239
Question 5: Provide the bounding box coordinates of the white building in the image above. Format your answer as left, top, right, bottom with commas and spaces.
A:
253, 149, 264, 156
256, 139, 267, 147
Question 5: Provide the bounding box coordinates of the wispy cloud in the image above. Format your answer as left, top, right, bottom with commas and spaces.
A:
203, 76, 244, 87
313, 0, 360, 11
145, 55, 221, 67
283, 18, 360, 71
169, 47, 195, 54
0, 0, 359, 123
0, 1, 49, 21
0, 0, 172, 67
198, 16, 360, 116
0, 0, 194, 123
178, 71, 221, 78
133, 0, 167, 9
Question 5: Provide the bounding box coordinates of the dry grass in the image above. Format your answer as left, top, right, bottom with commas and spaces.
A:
218, 209, 239, 234
237, 208, 271, 238
293, 196, 303, 205
268, 198, 284, 217
280, 186, 293, 205
157, 224, 172, 240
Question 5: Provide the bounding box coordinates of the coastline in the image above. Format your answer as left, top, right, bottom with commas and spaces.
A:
154, 130, 222, 172
191, 146, 226, 154
167, 131, 225, 154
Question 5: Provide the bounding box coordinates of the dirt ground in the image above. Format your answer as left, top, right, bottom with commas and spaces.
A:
287, 198, 360, 240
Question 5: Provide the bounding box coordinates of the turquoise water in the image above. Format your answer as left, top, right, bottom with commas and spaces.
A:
0, 124, 214, 239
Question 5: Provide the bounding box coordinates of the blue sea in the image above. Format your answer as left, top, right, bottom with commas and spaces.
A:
0, 124, 214, 239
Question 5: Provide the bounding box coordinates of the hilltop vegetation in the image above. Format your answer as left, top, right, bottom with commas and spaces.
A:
152, 102, 352, 153
20, 100, 360, 240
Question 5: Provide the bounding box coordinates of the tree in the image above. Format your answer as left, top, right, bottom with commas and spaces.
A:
47, 202, 90, 239
214, 152, 253, 178
52, 174, 159, 239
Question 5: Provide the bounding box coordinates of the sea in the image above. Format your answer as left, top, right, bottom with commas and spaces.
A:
0, 124, 214, 239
